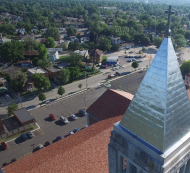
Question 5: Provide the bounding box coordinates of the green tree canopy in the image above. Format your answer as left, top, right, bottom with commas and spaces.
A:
37, 58, 51, 69
31, 73, 51, 91
0, 24, 16, 35
97, 37, 111, 51
69, 67, 80, 80
24, 38, 39, 52
44, 27, 60, 40
154, 37, 163, 48
58, 68, 70, 84
66, 26, 77, 36
132, 61, 139, 70
57, 86, 65, 97
38, 44, 48, 59
180, 60, 190, 76
68, 40, 80, 51
78, 83, 82, 90
46, 37, 56, 48
173, 34, 186, 48
70, 53, 83, 67
38, 92, 46, 102
0, 40, 25, 63
7, 103, 18, 117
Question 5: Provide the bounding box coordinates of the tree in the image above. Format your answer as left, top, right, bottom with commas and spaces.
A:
38, 44, 48, 59
142, 47, 146, 51
0, 24, 16, 34
44, 27, 60, 40
121, 34, 131, 42
111, 44, 120, 51
98, 37, 111, 51
66, 26, 77, 36
69, 67, 80, 80
7, 103, 18, 117
70, 53, 83, 67
132, 61, 139, 70
173, 34, 186, 48
68, 40, 80, 51
12, 73, 27, 93
58, 68, 70, 84
78, 84, 82, 90
0, 40, 25, 63
38, 59, 51, 69
180, 60, 190, 76
154, 37, 163, 48
57, 86, 65, 97
38, 92, 46, 102
24, 38, 39, 52
31, 73, 51, 91
46, 37, 56, 48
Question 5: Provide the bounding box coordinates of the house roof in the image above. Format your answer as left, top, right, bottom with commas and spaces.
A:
87, 89, 133, 121
45, 66, 61, 72
16, 60, 32, 64
28, 67, 47, 74
24, 51, 39, 56
90, 49, 103, 57
85, 63, 93, 67
13, 108, 34, 124
3, 115, 123, 173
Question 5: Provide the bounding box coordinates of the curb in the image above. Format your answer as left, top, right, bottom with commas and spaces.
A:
6, 123, 40, 143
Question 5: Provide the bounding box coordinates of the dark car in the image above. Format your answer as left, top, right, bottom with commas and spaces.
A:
21, 133, 28, 142
1, 142, 8, 150
79, 109, 87, 116
129, 51, 133, 53
49, 114, 56, 120
127, 59, 132, 62
56, 136, 62, 141
26, 131, 34, 139
11, 158, 17, 163
44, 141, 51, 147
2, 163, 8, 167
73, 128, 79, 133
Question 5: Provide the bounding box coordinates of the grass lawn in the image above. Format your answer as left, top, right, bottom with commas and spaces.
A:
102, 56, 107, 64
58, 55, 70, 62
0, 124, 38, 143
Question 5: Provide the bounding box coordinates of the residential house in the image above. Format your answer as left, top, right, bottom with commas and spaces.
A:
16, 28, 25, 35
111, 37, 123, 45
48, 51, 59, 62
74, 50, 89, 59
70, 36, 78, 42
85, 63, 93, 69
24, 78, 33, 92
45, 66, 61, 82
89, 49, 103, 64
16, 60, 32, 67
31, 28, 38, 33
24, 51, 39, 59
0, 78, 6, 87
119, 43, 134, 50
28, 67, 48, 78
48, 48, 63, 52
64, 22, 84, 28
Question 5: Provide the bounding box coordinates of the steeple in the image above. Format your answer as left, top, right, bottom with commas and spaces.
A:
119, 8, 190, 152
165, 5, 174, 37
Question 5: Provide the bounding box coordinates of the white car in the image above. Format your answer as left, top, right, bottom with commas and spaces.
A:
4, 94, 10, 99
69, 131, 74, 135
38, 144, 44, 149
70, 114, 77, 120
60, 116, 69, 124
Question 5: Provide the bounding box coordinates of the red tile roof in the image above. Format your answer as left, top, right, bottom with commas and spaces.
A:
3, 115, 123, 173
87, 89, 133, 121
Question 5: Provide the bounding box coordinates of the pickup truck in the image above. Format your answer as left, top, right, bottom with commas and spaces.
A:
108, 74, 115, 78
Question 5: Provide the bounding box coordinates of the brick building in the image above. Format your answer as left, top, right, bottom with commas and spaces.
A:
89, 49, 103, 64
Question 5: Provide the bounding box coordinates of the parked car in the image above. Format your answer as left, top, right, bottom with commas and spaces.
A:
38, 144, 44, 150
56, 136, 62, 141
73, 128, 79, 133
2, 163, 8, 167
49, 114, 56, 120
4, 94, 10, 99
132, 58, 136, 61
69, 131, 74, 135
127, 59, 132, 62
79, 109, 87, 116
60, 116, 68, 124
70, 114, 77, 120
44, 141, 51, 147
129, 51, 133, 53
21, 134, 28, 142
137, 60, 143, 63
26, 131, 34, 139
11, 158, 17, 163
1, 142, 8, 150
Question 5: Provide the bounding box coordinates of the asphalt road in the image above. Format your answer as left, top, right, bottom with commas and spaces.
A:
0, 86, 107, 166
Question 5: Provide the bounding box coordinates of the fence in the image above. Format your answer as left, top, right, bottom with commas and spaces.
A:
0, 122, 36, 140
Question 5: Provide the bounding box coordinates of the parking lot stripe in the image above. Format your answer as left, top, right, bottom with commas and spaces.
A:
38, 129, 45, 135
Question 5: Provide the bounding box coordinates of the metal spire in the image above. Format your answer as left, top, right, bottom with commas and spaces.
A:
165, 5, 174, 37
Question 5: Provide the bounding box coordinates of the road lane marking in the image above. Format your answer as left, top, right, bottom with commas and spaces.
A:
38, 129, 45, 135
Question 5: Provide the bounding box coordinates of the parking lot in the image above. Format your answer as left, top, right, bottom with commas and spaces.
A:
0, 86, 107, 166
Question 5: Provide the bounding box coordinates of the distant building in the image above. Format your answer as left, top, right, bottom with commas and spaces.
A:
89, 49, 103, 64
74, 50, 89, 59
24, 51, 39, 59
106, 55, 118, 65
16, 60, 32, 67
45, 66, 61, 82
28, 67, 48, 78
85, 63, 93, 69
111, 37, 123, 45
48, 51, 59, 62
